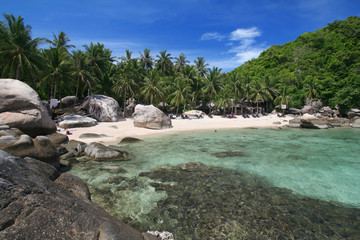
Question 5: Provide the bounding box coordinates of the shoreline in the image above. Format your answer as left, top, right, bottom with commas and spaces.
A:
62, 114, 294, 144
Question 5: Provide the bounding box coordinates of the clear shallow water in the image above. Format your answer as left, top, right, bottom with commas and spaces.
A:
68, 127, 360, 238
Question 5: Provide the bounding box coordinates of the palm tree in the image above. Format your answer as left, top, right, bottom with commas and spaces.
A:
71, 49, 97, 98
304, 75, 319, 108
223, 72, 243, 114
113, 61, 138, 111
215, 87, 234, 115
46, 31, 75, 50
43, 47, 72, 99
194, 57, 209, 77
155, 50, 173, 76
120, 49, 133, 64
275, 84, 292, 114
204, 67, 222, 114
174, 53, 189, 72
139, 48, 153, 70
262, 74, 279, 112
140, 70, 163, 105
250, 79, 267, 114
170, 78, 192, 114
0, 14, 44, 81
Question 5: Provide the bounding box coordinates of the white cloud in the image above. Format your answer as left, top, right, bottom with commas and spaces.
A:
229, 27, 261, 40
200, 32, 225, 41
226, 26, 267, 66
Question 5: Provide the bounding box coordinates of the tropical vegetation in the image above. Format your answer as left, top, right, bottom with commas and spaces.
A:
1, 14, 359, 115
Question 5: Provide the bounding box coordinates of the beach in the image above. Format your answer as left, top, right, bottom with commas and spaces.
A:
63, 114, 293, 144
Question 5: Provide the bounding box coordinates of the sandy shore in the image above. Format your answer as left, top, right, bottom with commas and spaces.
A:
61, 114, 293, 144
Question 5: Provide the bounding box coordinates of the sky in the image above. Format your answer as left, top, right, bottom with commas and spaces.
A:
2, 0, 359, 72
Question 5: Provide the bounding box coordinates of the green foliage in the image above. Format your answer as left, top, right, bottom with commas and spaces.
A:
230, 16, 360, 113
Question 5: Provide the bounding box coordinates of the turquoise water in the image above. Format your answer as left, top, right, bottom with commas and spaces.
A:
69, 127, 360, 238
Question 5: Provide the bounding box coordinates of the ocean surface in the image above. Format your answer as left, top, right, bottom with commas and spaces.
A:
68, 127, 360, 239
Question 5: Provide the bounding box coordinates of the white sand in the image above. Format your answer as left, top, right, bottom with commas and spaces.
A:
62, 114, 293, 144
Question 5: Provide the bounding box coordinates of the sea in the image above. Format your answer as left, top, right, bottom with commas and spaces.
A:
68, 127, 360, 239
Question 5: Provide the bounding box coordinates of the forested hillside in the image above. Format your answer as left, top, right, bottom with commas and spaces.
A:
230, 16, 360, 114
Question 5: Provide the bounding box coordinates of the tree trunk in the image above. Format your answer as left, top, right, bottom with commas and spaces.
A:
16, 64, 21, 80
53, 78, 58, 99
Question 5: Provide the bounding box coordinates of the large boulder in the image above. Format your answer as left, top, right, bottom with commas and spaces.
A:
0, 79, 56, 137
81, 95, 125, 122
58, 115, 97, 128
0, 151, 145, 240
133, 105, 172, 130
300, 114, 333, 129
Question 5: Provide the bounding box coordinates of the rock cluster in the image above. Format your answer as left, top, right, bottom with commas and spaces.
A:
0, 79, 56, 137
0, 151, 146, 240
133, 105, 172, 130
0, 126, 61, 168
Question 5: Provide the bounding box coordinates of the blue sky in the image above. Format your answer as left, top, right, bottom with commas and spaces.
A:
2, 0, 359, 72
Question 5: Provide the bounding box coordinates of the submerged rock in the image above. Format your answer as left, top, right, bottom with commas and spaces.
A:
79, 133, 110, 139
137, 163, 360, 239
84, 142, 129, 160
213, 151, 245, 158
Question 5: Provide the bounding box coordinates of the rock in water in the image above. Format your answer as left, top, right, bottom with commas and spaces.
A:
0, 79, 56, 137
300, 113, 332, 129
84, 142, 129, 160
0, 151, 144, 240
133, 104, 172, 130
81, 95, 125, 122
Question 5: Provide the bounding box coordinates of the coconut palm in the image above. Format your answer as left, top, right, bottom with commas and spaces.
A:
43, 47, 72, 99
140, 70, 163, 105
204, 67, 222, 114
46, 31, 75, 50
275, 84, 292, 114
139, 48, 153, 70
194, 57, 209, 77
0, 14, 44, 81
304, 75, 320, 107
174, 53, 189, 72
250, 79, 267, 114
120, 49, 133, 64
113, 65, 138, 112
215, 87, 234, 115
170, 78, 192, 114
262, 74, 279, 112
155, 50, 173, 76
71, 49, 98, 98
